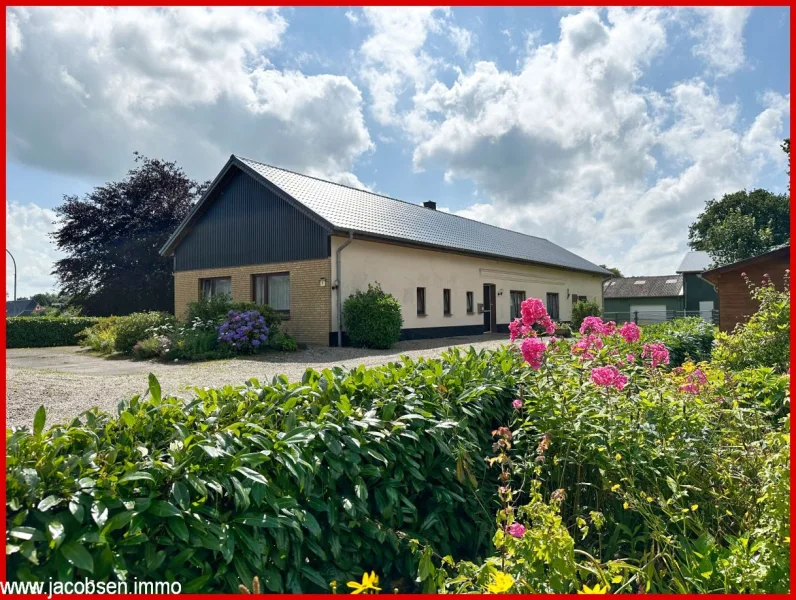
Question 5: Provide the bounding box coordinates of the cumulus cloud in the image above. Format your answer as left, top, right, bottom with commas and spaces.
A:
690, 7, 753, 77
6, 6, 373, 185
356, 7, 788, 275
6, 202, 63, 298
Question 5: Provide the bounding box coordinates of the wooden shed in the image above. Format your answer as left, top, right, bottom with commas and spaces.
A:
700, 245, 790, 332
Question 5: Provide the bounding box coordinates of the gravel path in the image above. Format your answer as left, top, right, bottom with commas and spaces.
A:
6, 335, 512, 429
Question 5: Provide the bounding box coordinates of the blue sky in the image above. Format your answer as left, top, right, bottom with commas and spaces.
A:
6, 6, 790, 297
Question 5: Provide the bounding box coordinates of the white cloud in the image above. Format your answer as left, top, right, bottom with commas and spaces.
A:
6, 7, 373, 185
6, 202, 63, 298
373, 7, 788, 276
449, 25, 473, 57
345, 10, 359, 25
6, 8, 23, 54
690, 7, 752, 77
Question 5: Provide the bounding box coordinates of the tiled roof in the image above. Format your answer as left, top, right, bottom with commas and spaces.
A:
233, 157, 610, 275
6, 299, 38, 316
676, 251, 712, 273
603, 275, 683, 298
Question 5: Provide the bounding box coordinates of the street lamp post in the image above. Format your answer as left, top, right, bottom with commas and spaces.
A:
6, 249, 17, 304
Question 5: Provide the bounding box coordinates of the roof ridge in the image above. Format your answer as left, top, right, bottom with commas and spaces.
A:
234, 155, 553, 243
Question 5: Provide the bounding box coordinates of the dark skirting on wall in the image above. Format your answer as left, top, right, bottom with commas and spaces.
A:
328, 324, 500, 347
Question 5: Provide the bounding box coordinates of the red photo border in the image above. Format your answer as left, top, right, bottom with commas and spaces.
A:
0, 2, 792, 598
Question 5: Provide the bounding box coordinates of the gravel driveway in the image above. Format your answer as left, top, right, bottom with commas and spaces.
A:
6, 334, 512, 429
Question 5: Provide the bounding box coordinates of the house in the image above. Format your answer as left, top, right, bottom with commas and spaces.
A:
160, 155, 610, 345
6, 299, 44, 317
676, 251, 719, 319
701, 245, 790, 332
603, 275, 683, 323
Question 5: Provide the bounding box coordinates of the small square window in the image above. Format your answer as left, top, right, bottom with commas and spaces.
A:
466, 291, 474, 314
443, 289, 451, 316
200, 277, 231, 299
253, 272, 290, 315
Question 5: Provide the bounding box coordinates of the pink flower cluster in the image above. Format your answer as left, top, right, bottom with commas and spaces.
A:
521, 298, 556, 334
571, 333, 604, 359
580, 316, 614, 335
642, 342, 670, 368
512, 399, 523, 409
521, 337, 546, 370
506, 522, 526, 538
590, 366, 628, 391
508, 318, 531, 342
679, 368, 707, 394
618, 322, 641, 343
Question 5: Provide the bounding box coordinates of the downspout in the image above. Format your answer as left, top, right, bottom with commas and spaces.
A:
336, 231, 354, 347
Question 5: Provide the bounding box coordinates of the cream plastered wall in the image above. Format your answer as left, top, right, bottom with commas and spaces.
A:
330, 236, 605, 332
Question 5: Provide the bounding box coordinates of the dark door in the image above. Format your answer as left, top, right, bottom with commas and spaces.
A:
483, 284, 497, 332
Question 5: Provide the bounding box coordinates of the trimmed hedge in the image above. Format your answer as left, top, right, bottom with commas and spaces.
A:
642, 316, 715, 367
6, 317, 99, 348
342, 283, 403, 349
6, 347, 520, 592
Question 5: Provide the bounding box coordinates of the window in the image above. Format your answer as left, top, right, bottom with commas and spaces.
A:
443, 289, 451, 316
253, 272, 290, 314
417, 287, 426, 316
572, 294, 588, 304
200, 277, 231, 299
466, 291, 474, 314
510, 290, 526, 321
546, 293, 560, 321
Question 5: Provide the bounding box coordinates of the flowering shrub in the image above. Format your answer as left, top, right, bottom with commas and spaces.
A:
570, 299, 601, 330
217, 310, 269, 353
713, 271, 790, 372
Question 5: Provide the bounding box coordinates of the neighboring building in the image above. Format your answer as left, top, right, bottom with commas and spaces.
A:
603, 275, 683, 323
160, 155, 610, 345
701, 245, 790, 332
676, 250, 719, 319
6, 299, 43, 317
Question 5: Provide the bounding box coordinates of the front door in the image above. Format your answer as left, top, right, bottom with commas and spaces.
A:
483, 284, 497, 332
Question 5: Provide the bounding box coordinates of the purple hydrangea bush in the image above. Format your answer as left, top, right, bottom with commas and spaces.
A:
217, 310, 269, 353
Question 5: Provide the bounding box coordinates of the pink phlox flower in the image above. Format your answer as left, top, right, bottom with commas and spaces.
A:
626, 354, 636, 363
679, 383, 699, 394
689, 368, 708, 385
642, 342, 670, 368
512, 399, 523, 409
520, 298, 548, 327
618, 322, 640, 343
601, 321, 617, 336
521, 337, 546, 370
506, 522, 526, 538
590, 366, 628, 390
579, 316, 605, 335
572, 334, 604, 359
508, 318, 528, 342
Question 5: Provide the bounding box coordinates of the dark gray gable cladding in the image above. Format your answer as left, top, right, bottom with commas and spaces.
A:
171, 165, 330, 272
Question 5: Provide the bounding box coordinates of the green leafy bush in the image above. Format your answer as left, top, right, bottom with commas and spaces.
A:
131, 337, 167, 360
113, 312, 175, 355
570, 300, 601, 330
78, 317, 120, 354
6, 349, 518, 591
342, 283, 403, 349
6, 317, 99, 348
268, 330, 299, 352
713, 273, 790, 372
642, 316, 716, 367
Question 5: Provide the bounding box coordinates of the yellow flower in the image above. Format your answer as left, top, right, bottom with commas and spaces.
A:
691, 504, 698, 511
347, 572, 382, 594
681, 508, 690, 514
486, 571, 514, 594
611, 484, 620, 492
611, 576, 623, 584
615, 453, 622, 461
646, 496, 654, 503
623, 502, 629, 510
578, 583, 609, 594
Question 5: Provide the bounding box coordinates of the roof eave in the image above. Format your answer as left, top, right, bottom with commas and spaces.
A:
330, 229, 610, 277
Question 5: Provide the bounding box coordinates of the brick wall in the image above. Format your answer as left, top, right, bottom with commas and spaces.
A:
174, 258, 332, 345
713, 254, 789, 332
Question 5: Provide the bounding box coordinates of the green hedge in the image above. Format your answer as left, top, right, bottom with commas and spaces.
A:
343, 283, 403, 349
6, 347, 520, 592
642, 316, 715, 366
6, 317, 99, 348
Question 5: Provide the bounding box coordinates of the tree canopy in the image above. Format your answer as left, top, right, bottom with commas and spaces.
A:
599, 264, 623, 278
51, 154, 208, 316
687, 189, 789, 267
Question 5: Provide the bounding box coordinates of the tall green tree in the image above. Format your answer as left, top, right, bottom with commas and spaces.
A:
51, 154, 208, 316
687, 189, 790, 267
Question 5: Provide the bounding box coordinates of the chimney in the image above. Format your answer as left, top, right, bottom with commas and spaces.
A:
423, 200, 437, 210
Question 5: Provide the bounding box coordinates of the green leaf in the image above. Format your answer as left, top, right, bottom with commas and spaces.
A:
91, 501, 108, 528
148, 373, 162, 405
148, 500, 182, 518
37, 495, 61, 512
60, 542, 94, 573
234, 466, 269, 486
102, 511, 134, 533
167, 518, 190, 542
120, 412, 135, 427
33, 405, 46, 437
47, 521, 66, 548
118, 471, 155, 484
